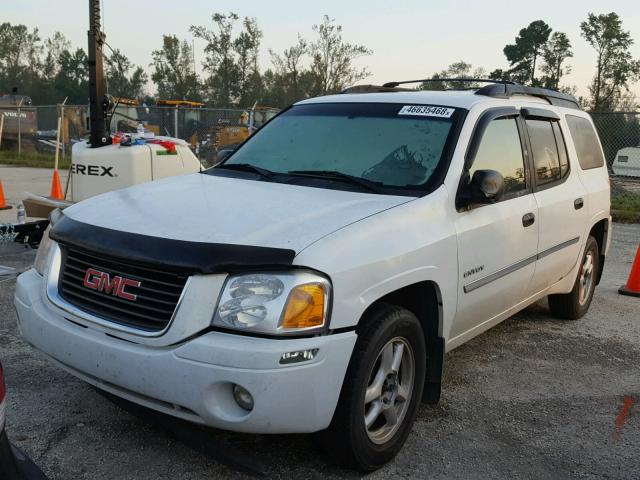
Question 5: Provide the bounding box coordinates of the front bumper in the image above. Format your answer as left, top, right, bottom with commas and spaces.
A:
15, 269, 357, 434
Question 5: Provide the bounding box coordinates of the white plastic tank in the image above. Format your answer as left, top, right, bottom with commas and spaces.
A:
70, 137, 202, 202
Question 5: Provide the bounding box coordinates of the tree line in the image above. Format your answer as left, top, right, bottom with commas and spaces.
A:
0, 15, 370, 109
0, 11, 638, 112
488, 13, 639, 111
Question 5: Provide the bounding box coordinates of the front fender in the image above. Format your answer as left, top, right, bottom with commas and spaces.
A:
294, 187, 458, 341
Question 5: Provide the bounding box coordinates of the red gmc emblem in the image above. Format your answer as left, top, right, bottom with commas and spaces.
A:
82, 268, 141, 301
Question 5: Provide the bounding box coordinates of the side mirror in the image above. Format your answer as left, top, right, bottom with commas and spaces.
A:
457, 169, 505, 209
472, 169, 505, 200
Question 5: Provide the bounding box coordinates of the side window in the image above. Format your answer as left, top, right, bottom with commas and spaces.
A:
565, 115, 605, 170
470, 117, 526, 196
526, 119, 569, 185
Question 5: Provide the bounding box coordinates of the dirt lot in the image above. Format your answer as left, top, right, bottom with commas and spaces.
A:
0, 166, 68, 224
0, 224, 639, 479
615, 175, 640, 194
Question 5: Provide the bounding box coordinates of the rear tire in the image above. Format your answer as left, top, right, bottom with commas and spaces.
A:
320, 303, 426, 472
548, 235, 599, 320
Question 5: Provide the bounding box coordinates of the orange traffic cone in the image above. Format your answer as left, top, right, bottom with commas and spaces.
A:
50, 169, 64, 200
619, 243, 640, 298
0, 178, 11, 210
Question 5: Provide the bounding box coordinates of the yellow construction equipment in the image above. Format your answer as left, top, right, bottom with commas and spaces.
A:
156, 100, 205, 108
215, 105, 279, 156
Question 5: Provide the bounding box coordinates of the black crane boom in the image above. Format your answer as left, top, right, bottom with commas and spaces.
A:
87, 0, 109, 147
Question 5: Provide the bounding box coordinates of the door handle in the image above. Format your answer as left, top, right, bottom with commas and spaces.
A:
574, 198, 584, 210
522, 212, 535, 227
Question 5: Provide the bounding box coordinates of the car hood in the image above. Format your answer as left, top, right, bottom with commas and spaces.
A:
63, 173, 413, 254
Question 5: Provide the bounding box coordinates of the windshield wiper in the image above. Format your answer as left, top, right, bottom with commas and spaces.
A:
215, 163, 273, 179
287, 170, 385, 194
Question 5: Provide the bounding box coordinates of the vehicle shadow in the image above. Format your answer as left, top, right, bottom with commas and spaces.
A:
96, 389, 361, 479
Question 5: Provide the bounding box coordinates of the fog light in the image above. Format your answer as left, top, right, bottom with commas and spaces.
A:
279, 348, 319, 365
232, 384, 254, 411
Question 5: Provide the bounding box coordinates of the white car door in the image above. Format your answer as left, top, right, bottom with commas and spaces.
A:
522, 110, 588, 293
452, 109, 539, 345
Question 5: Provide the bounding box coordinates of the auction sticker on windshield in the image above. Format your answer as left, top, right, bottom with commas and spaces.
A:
398, 105, 455, 118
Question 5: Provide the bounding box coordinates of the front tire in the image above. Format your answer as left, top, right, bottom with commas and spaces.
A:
320, 303, 426, 471
548, 235, 600, 320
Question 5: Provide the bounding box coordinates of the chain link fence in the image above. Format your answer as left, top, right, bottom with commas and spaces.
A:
108, 105, 267, 164
0, 104, 278, 165
0, 104, 88, 160
590, 112, 640, 177
1, 105, 637, 174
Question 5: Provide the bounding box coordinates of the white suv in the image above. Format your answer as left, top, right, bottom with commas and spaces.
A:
15, 81, 611, 471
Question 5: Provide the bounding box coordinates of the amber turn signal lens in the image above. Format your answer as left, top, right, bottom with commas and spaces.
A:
280, 283, 326, 329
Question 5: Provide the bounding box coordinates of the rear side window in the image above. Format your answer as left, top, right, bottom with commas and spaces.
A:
565, 115, 605, 170
470, 117, 526, 195
526, 119, 569, 185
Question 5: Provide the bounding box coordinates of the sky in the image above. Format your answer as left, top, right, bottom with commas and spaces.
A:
5, 0, 640, 100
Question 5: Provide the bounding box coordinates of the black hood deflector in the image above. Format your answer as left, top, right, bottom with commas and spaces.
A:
50, 214, 296, 274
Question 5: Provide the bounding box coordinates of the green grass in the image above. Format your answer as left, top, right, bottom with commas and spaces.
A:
0, 150, 70, 169
612, 192, 640, 223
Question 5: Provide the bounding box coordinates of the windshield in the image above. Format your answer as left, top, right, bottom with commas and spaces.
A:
217, 102, 460, 193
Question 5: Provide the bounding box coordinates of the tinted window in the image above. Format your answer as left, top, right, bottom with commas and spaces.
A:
527, 119, 569, 185
470, 117, 526, 195
566, 115, 605, 170
222, 103, 456, 189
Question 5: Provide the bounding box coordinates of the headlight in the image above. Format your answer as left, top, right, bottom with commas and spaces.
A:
34, 225, 55, 275
213, 271, 331, 335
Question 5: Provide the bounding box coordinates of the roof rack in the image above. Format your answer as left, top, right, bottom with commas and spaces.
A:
347, 78, 582, 110
339, 84, 414, 94
474, 83, 581, 110
381, 78, 517, 88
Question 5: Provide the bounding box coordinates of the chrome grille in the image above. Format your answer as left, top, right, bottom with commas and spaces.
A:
58, 247, 188, 332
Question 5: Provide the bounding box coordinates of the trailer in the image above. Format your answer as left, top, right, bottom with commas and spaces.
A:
0, 220, 49, 248
0, 94, 38, 142
612, 146, 640, 177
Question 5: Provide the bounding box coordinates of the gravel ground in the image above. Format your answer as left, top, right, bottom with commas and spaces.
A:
613, 175, 640, 194
0, 166, 68, 224
0, 224, 639, 479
